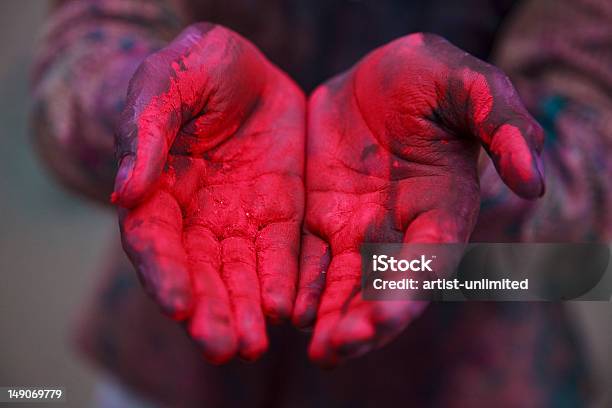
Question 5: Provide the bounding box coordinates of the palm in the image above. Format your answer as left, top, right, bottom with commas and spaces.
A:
299, 71, 479, 368
293, 34, 545, 366
305, 75, 481, 252
115, 24, 305, 363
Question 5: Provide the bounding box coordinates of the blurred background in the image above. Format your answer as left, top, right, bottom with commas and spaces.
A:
0, 1, 609, 407
0, 2, 112, 406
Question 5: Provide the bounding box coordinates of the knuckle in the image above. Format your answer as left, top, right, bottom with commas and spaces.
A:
485, 65, 514, 91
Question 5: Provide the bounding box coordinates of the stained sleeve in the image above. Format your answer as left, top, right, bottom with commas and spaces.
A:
31, 0, 184, 202
473, 0, 612, 242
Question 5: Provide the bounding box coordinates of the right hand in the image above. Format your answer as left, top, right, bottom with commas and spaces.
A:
113, 23, 306, 363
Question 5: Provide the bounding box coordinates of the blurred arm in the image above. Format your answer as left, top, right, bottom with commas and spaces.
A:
31, 0, 185, 203
473, 0, 612, 242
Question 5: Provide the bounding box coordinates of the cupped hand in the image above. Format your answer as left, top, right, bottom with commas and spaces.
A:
113, 23, 305, 363
293, 33, 544, 366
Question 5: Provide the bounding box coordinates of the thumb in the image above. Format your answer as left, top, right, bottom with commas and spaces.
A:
418, 34, 546, 199
111, 26, 206, 207
111, 52, 183, 207
458, 66, 545, 199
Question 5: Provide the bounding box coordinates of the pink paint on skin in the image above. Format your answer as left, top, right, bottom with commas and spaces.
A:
294, 33, 545, 367
113, 26, 544, 367
113, 23, 305, 364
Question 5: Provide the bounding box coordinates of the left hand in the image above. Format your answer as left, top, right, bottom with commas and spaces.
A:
293, 33, 545, 367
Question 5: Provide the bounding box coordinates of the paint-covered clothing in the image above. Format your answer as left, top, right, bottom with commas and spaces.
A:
31, 0, 610, 406
474, 0, 612, 243
32, 0, 180, 201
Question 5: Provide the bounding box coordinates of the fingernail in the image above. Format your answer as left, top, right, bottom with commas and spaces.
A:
161, 288, 193, 321
263, 291, 292, 323
113, 155, 135, 198
292, 295, 316, 329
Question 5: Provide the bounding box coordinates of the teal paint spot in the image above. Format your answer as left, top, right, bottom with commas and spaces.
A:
480, 192, 506, 211
537, 95, 569, 147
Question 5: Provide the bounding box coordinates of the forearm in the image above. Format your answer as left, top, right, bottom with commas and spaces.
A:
31, 0, 184, 202
473, 0, 612, 242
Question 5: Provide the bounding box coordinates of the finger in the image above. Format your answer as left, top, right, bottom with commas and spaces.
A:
467, 68, 545, 199
308, 251, 361, 366
256, 222, 300, 322
120, 190, 193, 319
292, 232, 330, 328
308, 311, 342, 368
330, 298, 427, 360
420, 34, 545, 199
221, 237, 268, 361
402, 208, 470, 279
403, 207, 473, 244
329, 299, 376, 360
112, 57, 180, 208
184, 225, 238, 364
326, 207, 470, 360
112, 26, 211, 208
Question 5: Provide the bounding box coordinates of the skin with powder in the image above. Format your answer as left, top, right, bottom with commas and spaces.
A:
113, 24, 305, 363
31, 1, 611, 405
296, 33, 544, 366
113, 26, 544, 366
